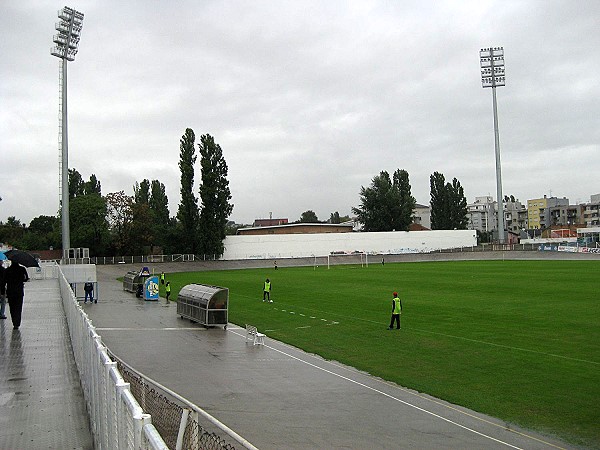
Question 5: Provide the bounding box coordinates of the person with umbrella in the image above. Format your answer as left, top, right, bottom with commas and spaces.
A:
4, 261, 30, 329
3, 249, 39, 268
0, 260, 6, 320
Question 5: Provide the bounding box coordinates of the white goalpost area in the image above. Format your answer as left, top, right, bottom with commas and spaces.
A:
326, 252, 369, 269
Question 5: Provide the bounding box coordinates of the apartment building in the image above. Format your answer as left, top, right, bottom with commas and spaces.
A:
548, 204, 583, 226
582, 194, 600, 227
504, 198, 528, 233
467, 196, 496, 232
527, 196, 569, 229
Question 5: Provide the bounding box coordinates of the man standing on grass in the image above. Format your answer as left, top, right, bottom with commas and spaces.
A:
263, 278, 272, 302
388, 291, 402, 330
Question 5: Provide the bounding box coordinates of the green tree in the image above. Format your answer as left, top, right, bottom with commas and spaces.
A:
133, 179, 151, 204
29, 215, 57, 234
6, 216, 22, 227
23, 215, 61, 250
448, 178, 468, 229
131, 178, 170, 253
299, 210, 319, 223
67, 169, 108, 254
352, 169, 415, 232
430, 171, 449, 230
129, 202, 154, 254
149, 180, 170, 227
68, 170, 100, 198
69, 194, 109, 254
84, 174, 101, 195
177, 128, 200, 253
105, 191, 134, 255
0, 217, 25, 248
69, 169, 85, 199
352, 171, 393, 231
393, 169, 416, 231
328, 212, 351, 224
147, 180, 171, 252
430, 172, 468, 230
197, 134, 233, 256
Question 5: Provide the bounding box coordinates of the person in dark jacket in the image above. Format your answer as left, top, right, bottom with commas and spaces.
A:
4, 262, 29, 329
84, 281, 95, 303
0, 263, 6, 319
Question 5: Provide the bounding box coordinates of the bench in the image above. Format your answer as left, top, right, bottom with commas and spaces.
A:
245, 324, 265, 345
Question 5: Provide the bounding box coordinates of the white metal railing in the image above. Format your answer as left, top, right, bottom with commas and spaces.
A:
55, 263, 169, 450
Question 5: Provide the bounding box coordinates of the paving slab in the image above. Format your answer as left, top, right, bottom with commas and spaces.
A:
0, 279, 93, 450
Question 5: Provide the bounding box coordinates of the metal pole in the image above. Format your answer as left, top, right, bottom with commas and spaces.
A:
492, 86, 505, 243
61, 58, 71, 250
480, 47, 506, 244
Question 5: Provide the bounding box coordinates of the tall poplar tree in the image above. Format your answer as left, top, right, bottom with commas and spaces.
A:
430, 171, 449, 230
393, 169, 416, 231
197, 134, 233, 256
176, 128, 200, 253
448, 178, 468, 229
133, 179, 151, 204
149, 180, 170, 228
429, 172, 468, 230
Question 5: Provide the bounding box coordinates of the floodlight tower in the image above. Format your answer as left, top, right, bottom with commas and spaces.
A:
480, 47, 506, 244
51, 6, 84, 253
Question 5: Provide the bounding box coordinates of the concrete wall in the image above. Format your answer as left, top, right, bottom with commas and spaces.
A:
222, 229, 477, 260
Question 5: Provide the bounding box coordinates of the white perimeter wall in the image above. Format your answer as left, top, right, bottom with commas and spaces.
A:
222, 230, 477, 260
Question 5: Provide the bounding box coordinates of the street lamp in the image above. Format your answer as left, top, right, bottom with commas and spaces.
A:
480, 46, 506, 244
51, 6, 84, 255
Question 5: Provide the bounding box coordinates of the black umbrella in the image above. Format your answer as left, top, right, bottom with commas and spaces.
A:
5, 249, 39, 268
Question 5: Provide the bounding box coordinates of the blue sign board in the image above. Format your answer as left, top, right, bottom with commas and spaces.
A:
144, 276, 160, 301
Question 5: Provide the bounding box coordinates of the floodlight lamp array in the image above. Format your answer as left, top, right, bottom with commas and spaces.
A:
480, 47, 505, 88
51, 6, 84, 62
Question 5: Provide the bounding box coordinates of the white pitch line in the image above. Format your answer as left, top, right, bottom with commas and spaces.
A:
227, 328, 524, 450
273, 307, 337, 325
413, 328, 600, 366
95, 327, 202, 331
286, 305, 598, 366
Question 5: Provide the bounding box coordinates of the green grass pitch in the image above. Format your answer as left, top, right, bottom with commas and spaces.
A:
161, 259, 600, 448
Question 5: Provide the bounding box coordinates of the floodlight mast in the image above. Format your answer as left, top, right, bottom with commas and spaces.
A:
51, 6, 84, 253
480, 47, 506, 244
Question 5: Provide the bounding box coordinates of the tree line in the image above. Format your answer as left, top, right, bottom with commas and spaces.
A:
291, 170, 467, 231
1, 131, 469, 254
0, 129, 233, 257
350, 169, 468, 232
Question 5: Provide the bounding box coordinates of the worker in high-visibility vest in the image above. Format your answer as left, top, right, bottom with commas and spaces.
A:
165, 281, 171, 305
160, 272, 165, 285
263, 278, 272, 302
388, 291, 402, 330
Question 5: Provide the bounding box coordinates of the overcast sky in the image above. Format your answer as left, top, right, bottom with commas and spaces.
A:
2, 1, 599, 226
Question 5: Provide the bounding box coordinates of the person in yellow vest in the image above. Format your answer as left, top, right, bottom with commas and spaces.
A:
263, 278, 272, 302
388, 291, 402, 330
160, 272, 165, 285
165, 281, 171, 305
